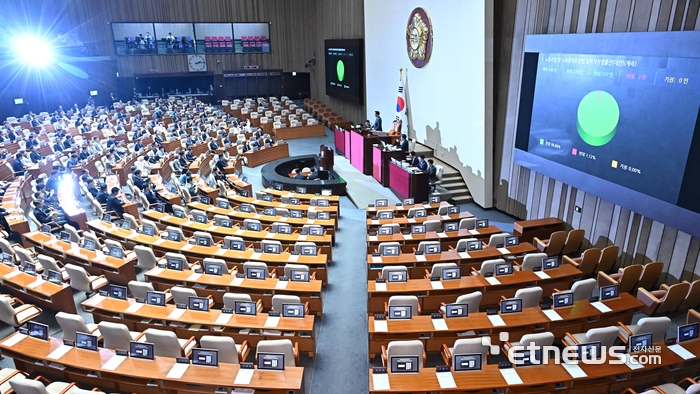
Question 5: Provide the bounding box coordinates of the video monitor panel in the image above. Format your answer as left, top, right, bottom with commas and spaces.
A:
194, 23, 234, 54
154, 23, 195, 55
112, 23, 157, 56
233, 23, 271, 54
325, 39, 364, 105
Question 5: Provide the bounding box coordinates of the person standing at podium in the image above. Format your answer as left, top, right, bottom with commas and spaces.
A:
372, 111, 382, 131
398, 134, 409, 151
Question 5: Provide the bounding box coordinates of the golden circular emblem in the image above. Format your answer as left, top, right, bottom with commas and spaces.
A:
406, 7, 432, 68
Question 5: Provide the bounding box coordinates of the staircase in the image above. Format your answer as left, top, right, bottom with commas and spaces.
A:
413, 142, 472, 205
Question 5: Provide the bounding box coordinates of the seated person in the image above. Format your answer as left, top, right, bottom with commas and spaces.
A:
143, 182, 171, 213
397, 134, 409, 152
11, 152, 25, 175
96, 183, 109, 205
106, 187, 126, 219
86, 177, 99, 198
33, 199, 79, 231
307, 167, 319, 180
417, 155, 427, 171
292, 169, 305, 180
132, 169, 147, 190
426, 159, 438, 191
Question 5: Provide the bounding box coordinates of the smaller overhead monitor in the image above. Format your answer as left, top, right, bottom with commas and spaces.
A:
130, 341, 155, 360
14, 98, 23, 105
90, 90, 98, 96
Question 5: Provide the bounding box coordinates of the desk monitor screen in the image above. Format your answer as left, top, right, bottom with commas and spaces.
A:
41, 224, 52, 234
277, 224, 292, 234
317, 199, 329, 207
76, 332, 98, 352
290, 210, 303, 218
241, 176, 249, 183
262, 194, 273, 202
141, 226, 155, 236
2, 252, 13, 266
505, 236, 520, 247
678, 323, 699, 343
120, 221, 131, 230
445, 303, 469, 318
204, 262, 223, 276
317, 211, 331, 220
229, 240, 245, 251
154, 204, 165, 213
240, 190, 249, 198
28, 321, 49, 340
300, 245, 317, 256
109, 246, 123, 259
246, 222, 261, 232
375, 199, 388, 207
322, 189, 332, 196
258, 353, 285, 371
442, 268, 461, 280
454, 353, 482, 371
130, 341, 155, 360
600, 284, 619, 301
246, 267, 266, 280
200, 196, 211, 205
387, 270, 407, 283
425, 244, 441, 255
192, 348, 218, 367
378, 226, 393, 236
388, 305, 412, 320
167, 231, 182, 242
264, 243, 281, 254
240, 205, 252, 213
500, 298, 523, 314
380, 245, 400, 256
403, 198, 414, 206
413, 209, 427, 218
146, 291, 166, 306
23, 262, 36, 276
553, 292, 574, 308
514, 347, 542, 367
296, 186, 307, 194
289, 198, 300, 205
378, 211, 394, 220
476, 219, 489, 228
47, 269, 62, 284
174, 210, 186, 219
467, 240, 482, 251
429, 196, 441, 203
390, 356, 419, 373
59, 231, 71, 242
577, 341, 601, 360
196, 236, 211, 247
166, 258, 184, 271
495, 263, 513, 276
217, 200, 230, 209
282, 303, 305, 318
195, 214, 208, 224
629, 332, 653, 353
309, 226, 323, 236
274, 183, 284, 191
101, 214, 111, 223
81, 238, 96, 251
542, 257, 559, 270
263, 208, 275, 216
290, 270, 310, 282
188, 296, 209, 312
445, 222, 458, 232
170, 186, 178, 194
411, 225, 426, 234
109, 284, 128, 300
447, 206, 460, 215
220, 218, 233, 228
234, 301, 257, 316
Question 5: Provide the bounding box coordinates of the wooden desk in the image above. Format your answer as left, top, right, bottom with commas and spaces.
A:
149, 175, 182, 206
349, 131, 392, 175
367, 263, 581, 313
56, 176, 90, 232
366, 202, 448, 216
367, 243, 540, 279
23, 231, 137, 285
366, 226, 503, 251
368, 339, 700, 393
372, 146, 406, 187
228, 194, 339, 218
1, 177, 31, 236
259, 187, 341, 209
0, 334, 304, 394
244, 144, 290, 167
273, 124, 325, 140
368, 293, 643, 358
88, 219, 331, 283
0, 262, 76, 314
145, 267, 323, 316
104, 175, 139, 219
389, 160, 429, 203
81, 295, 316, 357
366, 211, 474, 228
513, 217, 565, 243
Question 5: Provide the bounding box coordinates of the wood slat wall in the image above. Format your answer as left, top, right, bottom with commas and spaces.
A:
493, 0, 700, 285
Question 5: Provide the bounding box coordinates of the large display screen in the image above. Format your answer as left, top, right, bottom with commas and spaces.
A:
325, 39, 364, 105
514, 32, 700, 238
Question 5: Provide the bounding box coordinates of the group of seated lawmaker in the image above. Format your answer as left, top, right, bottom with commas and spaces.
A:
292, 167, 319, 181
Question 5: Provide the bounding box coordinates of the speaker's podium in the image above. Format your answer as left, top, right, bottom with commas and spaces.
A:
389, 159, 429, 202
372, 144, 406, 187
319, 144, 334, 170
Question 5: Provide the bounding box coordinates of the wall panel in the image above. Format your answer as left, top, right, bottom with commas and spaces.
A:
493, 0, 700, 283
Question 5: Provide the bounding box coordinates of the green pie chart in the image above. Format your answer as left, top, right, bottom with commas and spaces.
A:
577, 90, 620, 146
336, 60, 345, 82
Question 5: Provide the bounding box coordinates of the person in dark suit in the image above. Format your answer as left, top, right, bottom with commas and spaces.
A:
408, 152, 419, 166
86, 178, 99, 198
426, 159, 438, 191
53, 138, 64, 153
132, 169, 147, 190
208, 138, 219, 150
106, 187, 125, 218
417, 155, 427, 172
292, 169, 305, 180
30, 115, 41, 133
11, 153, 25, 175
33, 200, 60, 231
215, 155, 227, 173
398, 134, 409, 152
79, 146, 90, 161
96, 183, 109, 204
185, 147, 195, 162
29, 146, 42, 163
307, 168, 319, 180
372, 111, 382, 131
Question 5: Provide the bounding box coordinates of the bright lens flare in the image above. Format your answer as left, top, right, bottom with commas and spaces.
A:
15, 36, 53, 66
